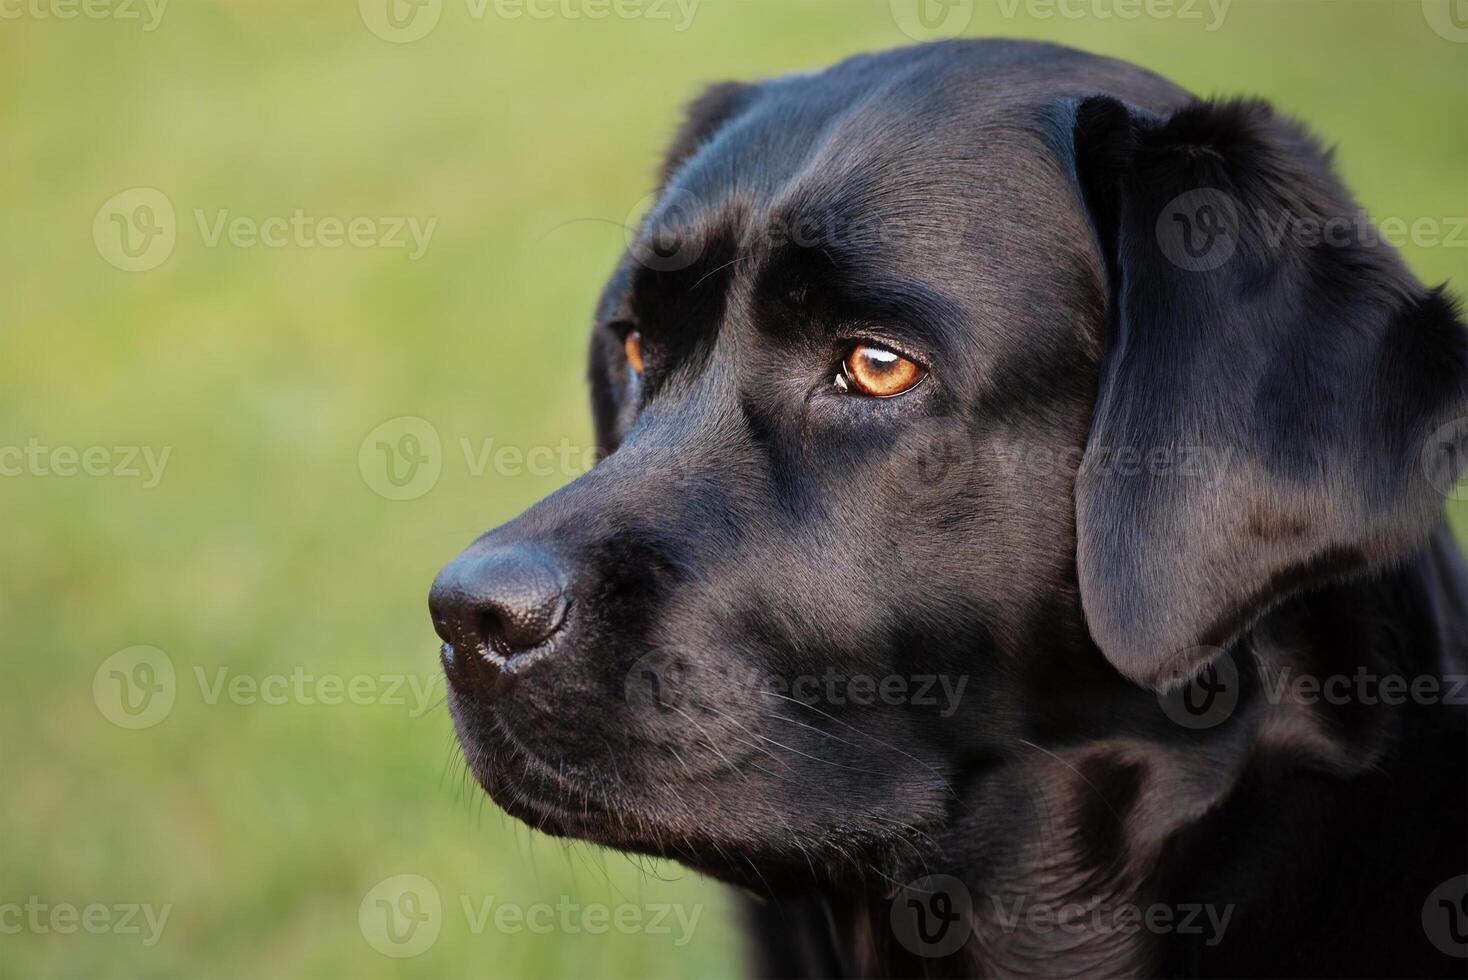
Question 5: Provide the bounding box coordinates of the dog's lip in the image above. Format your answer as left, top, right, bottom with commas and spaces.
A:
470, 709, 614, 808
482, 755, 718, 861
480, 747, 633, 841
459, 712, 695, 850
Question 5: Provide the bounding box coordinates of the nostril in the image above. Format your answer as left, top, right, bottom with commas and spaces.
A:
479, 591, 568, 655
476, 609, 505, 651
429, 545, 570, 668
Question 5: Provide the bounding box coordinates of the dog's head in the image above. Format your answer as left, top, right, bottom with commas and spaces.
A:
430, 41, 1467, 887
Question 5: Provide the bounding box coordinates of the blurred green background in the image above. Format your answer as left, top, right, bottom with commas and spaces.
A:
1, 1, 1464, 977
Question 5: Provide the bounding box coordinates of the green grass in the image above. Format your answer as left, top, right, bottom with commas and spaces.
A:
1, 1, 1464, 977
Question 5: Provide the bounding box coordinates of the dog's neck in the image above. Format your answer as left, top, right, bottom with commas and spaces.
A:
826, 526, 1468, 978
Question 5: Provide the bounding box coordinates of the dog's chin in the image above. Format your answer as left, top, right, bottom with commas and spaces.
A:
452, 707, 694, 858
475, 747, 623, 841
463, 739, 743, 882
453, 722, 844, 890
465, 743, 939, 893
448, 686, 950, 890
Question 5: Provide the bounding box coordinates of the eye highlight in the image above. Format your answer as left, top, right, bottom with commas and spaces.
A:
840, 343, 925, 398
624, 330, 644, 374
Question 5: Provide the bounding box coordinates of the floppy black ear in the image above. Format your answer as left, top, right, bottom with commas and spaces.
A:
1063, 95, 1468, 688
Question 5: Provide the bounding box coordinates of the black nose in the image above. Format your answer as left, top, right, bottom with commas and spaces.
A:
429, 546, 569, 665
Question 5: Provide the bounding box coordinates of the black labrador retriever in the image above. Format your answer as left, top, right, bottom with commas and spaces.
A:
429, 40, 1468, 978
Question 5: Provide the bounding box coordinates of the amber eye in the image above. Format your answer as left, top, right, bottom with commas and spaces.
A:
841, 343, 924, 397
624, 330, 644, 374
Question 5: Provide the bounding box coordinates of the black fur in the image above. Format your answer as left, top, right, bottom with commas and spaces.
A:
431, 40, 1468, 978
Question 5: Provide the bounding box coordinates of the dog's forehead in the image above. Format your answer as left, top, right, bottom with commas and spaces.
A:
665, 39, 1186, 203
609, 43, 1192, 349
655, 42, 1188, 246
625, 85, 1098, 359
662, 79, 1060, 266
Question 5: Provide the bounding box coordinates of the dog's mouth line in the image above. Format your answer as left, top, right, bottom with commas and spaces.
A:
469, 713, 644, 824
457, 716, 797, 852
481, 747, 705, 853
457, 711, 954, 879
475, 723, 759, 808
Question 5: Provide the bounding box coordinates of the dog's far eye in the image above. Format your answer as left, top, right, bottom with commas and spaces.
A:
624, 330, 644, 374
841, 343, 924, 398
